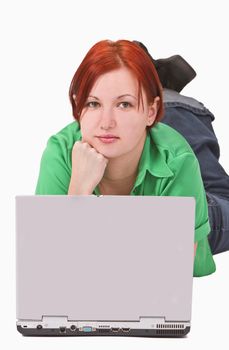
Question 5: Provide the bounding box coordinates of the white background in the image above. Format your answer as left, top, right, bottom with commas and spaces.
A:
1, 0, 229, 348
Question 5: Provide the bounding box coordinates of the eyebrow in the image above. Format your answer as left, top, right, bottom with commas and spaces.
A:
87, 94, 137, 100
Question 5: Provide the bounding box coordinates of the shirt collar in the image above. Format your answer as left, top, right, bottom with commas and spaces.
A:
133, 128, 174, 189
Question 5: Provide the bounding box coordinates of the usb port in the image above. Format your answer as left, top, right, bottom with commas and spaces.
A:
111, 327, 120, 332
122, 328, 130, 332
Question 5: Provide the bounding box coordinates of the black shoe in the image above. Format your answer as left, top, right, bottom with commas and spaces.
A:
133, 40, 196, 92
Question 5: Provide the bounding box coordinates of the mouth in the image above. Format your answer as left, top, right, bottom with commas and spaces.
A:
96, 136, 119, 144
97, 135, 119, 139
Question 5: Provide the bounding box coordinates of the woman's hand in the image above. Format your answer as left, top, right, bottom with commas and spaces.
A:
68, 140, 109, 195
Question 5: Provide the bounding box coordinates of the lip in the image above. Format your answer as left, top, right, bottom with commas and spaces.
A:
97, 134, 119, 138
97, 137, 119, 144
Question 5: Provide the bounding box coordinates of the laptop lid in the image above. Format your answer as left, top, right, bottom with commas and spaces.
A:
16, 195, 195, 337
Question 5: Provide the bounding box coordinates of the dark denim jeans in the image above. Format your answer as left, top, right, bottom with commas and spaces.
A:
162, 88, 229, 255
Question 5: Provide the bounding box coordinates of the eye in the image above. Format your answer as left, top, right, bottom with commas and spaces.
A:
119, 101, 132, 109
85, 101, 132, 109
85, 101, 99, 108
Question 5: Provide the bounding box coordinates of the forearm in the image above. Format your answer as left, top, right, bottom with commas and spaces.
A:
194, 242, 197, 257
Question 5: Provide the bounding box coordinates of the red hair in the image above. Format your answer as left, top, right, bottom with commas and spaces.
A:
69, 39, 164, 129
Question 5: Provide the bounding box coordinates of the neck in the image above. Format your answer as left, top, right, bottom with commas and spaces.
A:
99, 130, 147, 193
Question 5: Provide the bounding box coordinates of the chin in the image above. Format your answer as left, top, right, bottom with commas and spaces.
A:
97, 149, 119, 159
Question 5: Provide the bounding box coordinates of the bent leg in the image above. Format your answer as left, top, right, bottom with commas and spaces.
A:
162, 89, 229, 200
162, 89, 229, 255
206, 193, 229, 255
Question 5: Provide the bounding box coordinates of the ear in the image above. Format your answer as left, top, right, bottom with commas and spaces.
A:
147, 96, 160, 127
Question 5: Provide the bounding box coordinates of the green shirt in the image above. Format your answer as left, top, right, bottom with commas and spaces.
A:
35, 121, 216, 277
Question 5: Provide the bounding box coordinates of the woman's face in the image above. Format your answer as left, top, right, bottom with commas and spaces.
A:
78, 66, 159, 159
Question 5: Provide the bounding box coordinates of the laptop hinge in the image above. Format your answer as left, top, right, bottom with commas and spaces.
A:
139, 316, 165, 327
42, 316, 68, 325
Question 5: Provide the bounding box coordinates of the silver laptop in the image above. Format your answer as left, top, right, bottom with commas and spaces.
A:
15, 195, 195, 337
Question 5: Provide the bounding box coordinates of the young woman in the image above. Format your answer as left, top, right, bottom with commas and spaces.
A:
35, 39, 228, 277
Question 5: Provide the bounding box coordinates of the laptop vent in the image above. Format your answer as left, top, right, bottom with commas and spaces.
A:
156, 329, 185, 336
156, 324, 185, 336
156, 324, 184, 329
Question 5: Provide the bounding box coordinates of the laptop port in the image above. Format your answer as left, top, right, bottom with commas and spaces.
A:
70, 325, 77, 331
59, 327, 66, 333
122, 328, 130, 332
37, 325, 43, 330
83, 326, 92, 332
97, 328, 110, 333
111, 327, 120, 332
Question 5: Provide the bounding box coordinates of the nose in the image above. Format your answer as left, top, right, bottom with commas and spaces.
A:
100, 107, 116, 129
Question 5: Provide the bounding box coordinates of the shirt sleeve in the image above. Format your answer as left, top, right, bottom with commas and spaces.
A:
35, 136, 71, 195
160, 152, 211, 243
